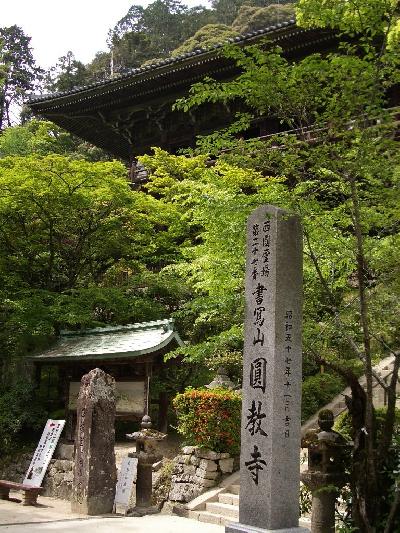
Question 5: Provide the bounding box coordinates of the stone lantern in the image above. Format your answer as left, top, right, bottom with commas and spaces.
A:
126, 415, 167, 516
206, 367, 236, 390
301, 409, 351, 533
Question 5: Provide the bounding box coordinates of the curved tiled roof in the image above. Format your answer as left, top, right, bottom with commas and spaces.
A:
30, 319, 184, 362
29, 20, 298, 104
27, 21, 337, 159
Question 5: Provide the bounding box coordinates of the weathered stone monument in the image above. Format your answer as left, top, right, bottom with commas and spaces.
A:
71, 368, 117, 515
226, 205, 308, 533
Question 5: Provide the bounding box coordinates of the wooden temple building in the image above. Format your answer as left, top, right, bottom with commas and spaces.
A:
30, 319, 183, 438
28, 20, 340, 171
27, 21, 399, 438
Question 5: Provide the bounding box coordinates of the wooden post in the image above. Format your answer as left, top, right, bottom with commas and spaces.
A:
158, 392, 169, 433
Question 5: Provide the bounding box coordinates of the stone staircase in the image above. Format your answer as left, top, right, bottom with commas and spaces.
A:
178, 481, 311, 528
301, 354, 400, 434
178, 482, 240, 526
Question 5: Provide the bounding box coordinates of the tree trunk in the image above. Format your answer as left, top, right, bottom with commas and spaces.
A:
349, 175, 377, 532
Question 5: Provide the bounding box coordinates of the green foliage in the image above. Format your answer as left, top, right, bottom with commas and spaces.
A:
334, 407, 400, 441
334, 407, 400, 531
301, 373, 345, 423
299, 483, 312, 516
0, 25, 42, 130
0, 153, 189, 360
139, 148, 290, 370
171, 25, 239, 56
210, 0, 247, 25
84, 51, 111, 83
111, 32, 155, 73
45, 51, 88, 93
0, 155, 133, 291
173, 388, 241, 454
232, 4, 295, 33
157, 4, 400, 526
172, 29, 400, 382
0, 379, 47, 455
0, 120, 110, 161
46, 0, 297, 86
296, 0, 399, 36
0, 120, 77, 157
105, 0, 217, 72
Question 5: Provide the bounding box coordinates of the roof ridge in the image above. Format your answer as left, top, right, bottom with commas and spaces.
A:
60, 318, 174, 336
28, 19, 298, 104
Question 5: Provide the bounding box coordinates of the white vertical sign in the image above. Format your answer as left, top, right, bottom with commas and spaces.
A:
23, 419, 66, 487
114, 457, 138, 509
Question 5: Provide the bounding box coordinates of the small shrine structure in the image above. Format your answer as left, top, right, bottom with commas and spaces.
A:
30, 319, 183, 439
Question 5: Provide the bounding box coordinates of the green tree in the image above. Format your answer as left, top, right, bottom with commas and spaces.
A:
0, 120, 110, 161
85, 51, 111, 83
246, 0, 294, 6
46, 51, 88, 93
0, 120, 76, 157
110, 32, 155, 73
171, 24, 239, 56
0, 26, 42, 130
210, 0, 245, 25
164, 1, 400, 529
108, 1, 216, 70
232, 4, 295, 33
111, 4, 146, 38
0, 154, 189, 365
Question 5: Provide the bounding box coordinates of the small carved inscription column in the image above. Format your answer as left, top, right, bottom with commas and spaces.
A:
227, 205, 308, 533
71, 368, 117, 515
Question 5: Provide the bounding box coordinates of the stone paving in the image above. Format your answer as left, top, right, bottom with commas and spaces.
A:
0, 492, 223, 532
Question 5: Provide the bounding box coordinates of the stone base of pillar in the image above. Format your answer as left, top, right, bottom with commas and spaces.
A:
128, 505, 160, 517
225, 523, 310, 533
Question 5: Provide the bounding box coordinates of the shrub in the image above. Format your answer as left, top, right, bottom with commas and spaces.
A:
173, 388, 241, 455
334, 407, 400, 441
334, 407, 400, 532
301, 373, 344, 423
0, 378, 47, 456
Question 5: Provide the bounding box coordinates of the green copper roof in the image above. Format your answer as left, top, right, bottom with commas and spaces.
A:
31, 319, 183, 362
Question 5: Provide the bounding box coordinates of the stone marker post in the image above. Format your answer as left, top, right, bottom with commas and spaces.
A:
226, 205, 308, 533
71, 368, 117, 515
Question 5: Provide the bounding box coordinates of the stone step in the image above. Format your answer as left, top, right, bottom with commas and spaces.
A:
206, 501, 239, 520
196, 510, 237, 526
219, 492, 240, 506
229, 484, 240, 495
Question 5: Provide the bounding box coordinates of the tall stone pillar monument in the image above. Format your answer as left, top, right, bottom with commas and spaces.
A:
72, 368, 117, 515
226, 205, 308, 533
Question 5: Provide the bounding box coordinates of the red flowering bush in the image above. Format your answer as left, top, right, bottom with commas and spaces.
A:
173, 388, 241, 455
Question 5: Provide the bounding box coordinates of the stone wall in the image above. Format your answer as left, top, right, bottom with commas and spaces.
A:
168, 446, 237, 504
0, 444, 238, 506
0, 443, 74, 500
0, 452, 31, 483
42, 459, 74, 499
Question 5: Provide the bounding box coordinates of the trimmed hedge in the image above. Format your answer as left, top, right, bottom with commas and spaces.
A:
173, 388, 241, 455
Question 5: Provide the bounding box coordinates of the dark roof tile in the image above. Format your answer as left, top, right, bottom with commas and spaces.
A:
28, 20, 298, 104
